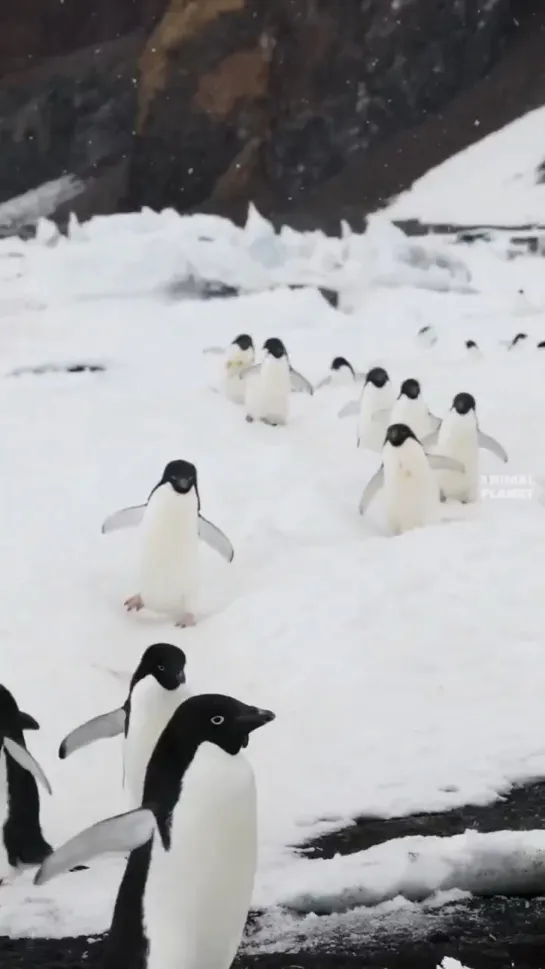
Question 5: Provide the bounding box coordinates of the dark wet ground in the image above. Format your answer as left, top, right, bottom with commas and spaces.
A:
3, 780, 545, 967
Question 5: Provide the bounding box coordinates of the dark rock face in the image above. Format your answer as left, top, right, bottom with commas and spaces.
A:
0, 0, 540, 232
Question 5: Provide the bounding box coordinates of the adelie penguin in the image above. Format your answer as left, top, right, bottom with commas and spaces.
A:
465, 339, 481, 358
315, 356, 365, 389
102, 460, 234, 627
59, 644, 190, 810
339, 366, 394, 452
358, 423, 464, 535
203, 334, 255, 404
415, 324, 438, 349
421, 392, 508, 504
35, 694, 276, 969
0, 684, 53, 879
243, 337, 313, 426
389, 377, 441, 442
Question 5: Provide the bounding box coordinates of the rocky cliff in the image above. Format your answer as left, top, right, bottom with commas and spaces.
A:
0, 0, 540, 231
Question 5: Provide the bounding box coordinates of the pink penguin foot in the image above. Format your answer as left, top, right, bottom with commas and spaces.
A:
175, 612, 196, 628
124, 594, 144, 612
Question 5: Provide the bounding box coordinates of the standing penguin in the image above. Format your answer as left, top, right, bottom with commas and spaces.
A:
315, 356, 365, 389
35, 694, 276, 969
416, 324, 438, 349
339, 366, 395, 452
421, 392, 508, 503
244, 337, 313, 426
0, 684, 52, 879
204, 335, 255, 403
102, 460, 234, 627
59, 644, 190, 810
358, 423, 464, 535
389, 378, 441, 441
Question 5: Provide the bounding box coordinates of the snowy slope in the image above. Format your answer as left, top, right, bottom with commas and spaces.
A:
1, 208, 545, 944
385, 105, 545, 224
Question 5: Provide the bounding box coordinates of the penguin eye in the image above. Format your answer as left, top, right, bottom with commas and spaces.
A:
211, 716, 224, 726
157, 665, 165, 672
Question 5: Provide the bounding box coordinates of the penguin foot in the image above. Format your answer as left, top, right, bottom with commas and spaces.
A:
175, 612, 196, 628
124, 594, 144, 612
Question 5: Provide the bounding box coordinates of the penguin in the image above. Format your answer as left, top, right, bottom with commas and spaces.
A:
102, 460, 234, 627
416, 324, 438, 349
505, 332, 528, 351
59, 644, 190, 810
389, 378, 440, 441
0, 684, 53, 879
465, 339, 481, 358
315, 356, 365, 389
512, 288, 535, 316
203, 335, 255, 403
339, 367, 395, 452
358, 423, 464, 535
537, 341, 545, 349
421, 392, 508, 503
244, 337, 313, 426
35, 694, 276, 969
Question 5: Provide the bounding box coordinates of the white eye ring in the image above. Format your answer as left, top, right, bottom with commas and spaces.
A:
157, 665, 165, 672
211, 715, 224, 726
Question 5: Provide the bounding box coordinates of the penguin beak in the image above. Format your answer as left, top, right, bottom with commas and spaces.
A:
236, 708, 275, 732
177, 670, 186, 685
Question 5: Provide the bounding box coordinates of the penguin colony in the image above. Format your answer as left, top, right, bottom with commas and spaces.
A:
0, 321, 516, 969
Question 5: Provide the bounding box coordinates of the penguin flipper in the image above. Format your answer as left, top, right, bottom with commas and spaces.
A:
427, 454, 465, 474
198, 515, 234, 563
33, 808, 156, 886
202, 346, 225, 355
420, 429, 440, 449
59, 707, 126, 759
338, 400, 359, 419
314, 375, 332, 390
101, 504, 146, 534
289, 367, 314, 395
478, 430, 508, 463
3, 738, 52, 795
428, 411, 442, 431
19, 712, 40, 731
358, 466, 385, 516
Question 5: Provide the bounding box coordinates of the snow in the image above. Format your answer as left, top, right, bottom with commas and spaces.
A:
2, 203, 545, 948
385, 105, 545, 225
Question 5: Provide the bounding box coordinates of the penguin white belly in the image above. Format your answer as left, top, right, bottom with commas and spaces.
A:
222, 352, 253, 404
143, 743, 257, 969
0, 751, 11, 877
247, 358, 290, 423
436, 427, 478, 502
357, 390, 394, 451
124, 679, 191, 809
223, 371, 246, 404
139, 488, 199, 617
384, 459, 439, 534
390, 398, 432, 442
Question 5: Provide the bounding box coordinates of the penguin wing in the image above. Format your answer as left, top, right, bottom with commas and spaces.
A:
34, 808, 157, 886
420, 428, 441, 449
202, 345, 226, 355
289, 367, 314, 395
198, 515, 234, 563
426, 454, 466, 474
3, 737, 52, 795
338, 399, 359, 419
427, 410, 442, 431
101, 504, 147, 534
19, 712, 40, 731
59, 707, 126, 759
314, 375, 332, 390
477, 431, 508, 463
358, 466, 385, 516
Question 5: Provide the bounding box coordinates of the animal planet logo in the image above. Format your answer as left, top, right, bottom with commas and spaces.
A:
480, 474, 535, 500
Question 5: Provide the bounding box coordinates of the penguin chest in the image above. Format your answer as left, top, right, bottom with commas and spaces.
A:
358, 395, 392, 451
143, 745, 257, 969
391, 399, 429, 441
437, 425, 478, 500
385, 459, 438, 531
248, 359, 290, 421
124, 680, 190, 809
139, 490, 199, 612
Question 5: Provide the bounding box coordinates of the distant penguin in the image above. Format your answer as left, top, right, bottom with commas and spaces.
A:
507, 332, 528, 351
513, 288, 535, 316
101, 460, 234, 627
416, 324, 438, 349
421, 392, 508, 503
537, 341, 545, 349
465, 339, 481, 358
389, 378, 440, 441
244, 337, 313, 426
59, 644, 190, 809
0, 685, 52, 879
315, 356, 365, 389
35, 694, 276, 969
358, 423, 464, 535
339, 366, 394, 452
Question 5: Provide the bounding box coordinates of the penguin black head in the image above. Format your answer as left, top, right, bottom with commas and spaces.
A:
385, 423, 418, 448
399, 378, 420, 400
166, 694, 275, 756
263, 337, 287, 359
366, 366, 389, 389
131, 644, 187, 693
157, 460, 197, 497
465, 340, 478, 350
331, 356, 354, 374
232, 334, 253, 352
0, 684, 39, 738
452, 392, 476, 416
